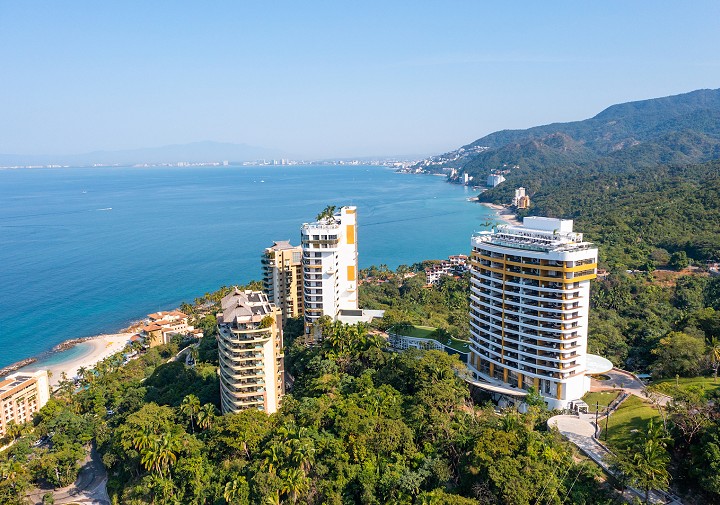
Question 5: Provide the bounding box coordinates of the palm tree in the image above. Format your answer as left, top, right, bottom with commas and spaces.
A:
262, 442, 283, 474
132, 425, 156, 452
263, 492, 281, 505
77, 366, 88, 384
315, 205, 336, 222
189, 345, 199, 365
4, 421, 24, 441
197, 403, 216, 430
141, 430, 181, 475
708, 336, 720, 382
180, 394, 201, 433
289, 437, 315, 475
223, 478, 247, 504
0, 459, 28, 491
627, 419, 671, 503
280, 467, 309, 504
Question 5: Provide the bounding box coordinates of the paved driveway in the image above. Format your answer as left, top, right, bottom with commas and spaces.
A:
27, 444, 110, 505
592, 368, 672, 406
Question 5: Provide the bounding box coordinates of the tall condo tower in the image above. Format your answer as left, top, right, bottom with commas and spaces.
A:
468, 217, 598, 410
217, 289, 284, 414
262, 241, 303, 322
301, 206, 359, 332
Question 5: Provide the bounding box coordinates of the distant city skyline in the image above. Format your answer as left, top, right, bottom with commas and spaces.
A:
2, 2, 720, 158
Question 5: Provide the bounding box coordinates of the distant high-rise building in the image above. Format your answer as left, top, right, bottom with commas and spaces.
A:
301, 206, 359, 333
487, 173, 506, 187
217, 289, 284, 414
468, 217, 598, 410
1, 370, 50, 437
512, 187, 530, 209
262, 241, 303, 322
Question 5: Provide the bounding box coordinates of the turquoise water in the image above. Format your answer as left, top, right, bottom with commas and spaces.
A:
20, 341, 96, 372
0, 165, 495, 368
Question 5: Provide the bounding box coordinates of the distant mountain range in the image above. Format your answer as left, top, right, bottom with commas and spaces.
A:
411, 88, 720, 184
0, 141, 287, 167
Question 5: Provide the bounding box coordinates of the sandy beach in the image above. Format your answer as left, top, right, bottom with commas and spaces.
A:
18, 333, 132, 388
481, 202, 522, 226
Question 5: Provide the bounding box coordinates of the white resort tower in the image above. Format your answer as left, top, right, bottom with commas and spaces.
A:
468, 217, 598, 410
217, 289, 284, 414
301, 206, 359, 332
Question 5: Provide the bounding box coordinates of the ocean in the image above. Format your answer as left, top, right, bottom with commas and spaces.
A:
0, 165, 495, 369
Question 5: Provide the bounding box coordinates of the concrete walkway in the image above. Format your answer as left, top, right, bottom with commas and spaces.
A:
27, 444, 110, 505
592, 368, 672, 406
549, 414, 679, 504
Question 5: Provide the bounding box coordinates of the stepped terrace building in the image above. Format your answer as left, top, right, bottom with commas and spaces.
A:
217, 289, 284, 415
1, 370, 50, 438
468, 217, 598, 410
262, 241, 303, 322
301, 206, 359, 332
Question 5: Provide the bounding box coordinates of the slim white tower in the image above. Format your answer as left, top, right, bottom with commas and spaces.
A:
301, 206, 359, 332
468, 217, 598, 410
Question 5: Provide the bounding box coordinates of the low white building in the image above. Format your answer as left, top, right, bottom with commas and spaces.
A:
424, 255, 469, 285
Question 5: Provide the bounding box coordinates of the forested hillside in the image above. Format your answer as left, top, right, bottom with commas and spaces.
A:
483, 159, 720, 270
411, 88, 720, 181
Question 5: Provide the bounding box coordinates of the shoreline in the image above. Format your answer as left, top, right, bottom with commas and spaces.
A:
480, 202, 522, 226
0, 317, 145, 380
15, 333, 134, 388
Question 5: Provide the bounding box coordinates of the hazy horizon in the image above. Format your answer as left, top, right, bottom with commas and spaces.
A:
2, 2, 720, 159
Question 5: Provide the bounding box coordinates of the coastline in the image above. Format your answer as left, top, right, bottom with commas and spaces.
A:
6, 333, 132, 388
480, 202, 522, 226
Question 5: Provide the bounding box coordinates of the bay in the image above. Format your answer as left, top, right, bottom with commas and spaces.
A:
0, 165, 495, 368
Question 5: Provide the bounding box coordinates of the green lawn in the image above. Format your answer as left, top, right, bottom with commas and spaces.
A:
391, 324, 470, 354
441, 337, 470, 353
582, 391, 621, 412
603, 395, 661, 450
651, 376, 720, 396
394, 325, 436, 339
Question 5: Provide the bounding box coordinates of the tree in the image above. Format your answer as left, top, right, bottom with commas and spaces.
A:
140, 431, 181, 476
708, 336, 720, 382
666, 386, 712, 444
197, 403, 216, 430
625, 419, 671, 503
4, 421, 25, 441
223, 477, 249, 504
669, 251, 689, 270
259, 315, 275, 329
651, 331, 705, 377
316, 205, 336, 222
280, 467, 309, 504
180, 394, 201, 433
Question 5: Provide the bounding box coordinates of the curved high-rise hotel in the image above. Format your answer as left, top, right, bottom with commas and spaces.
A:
468, 217, 598, 410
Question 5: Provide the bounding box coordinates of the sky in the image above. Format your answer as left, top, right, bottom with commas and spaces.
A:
1, 2, 720, 159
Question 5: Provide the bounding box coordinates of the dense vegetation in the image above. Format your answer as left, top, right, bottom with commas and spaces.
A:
359, 264, 469, 338
1, 319, 619, 505
410, 89, 720, 270
482, 159, 720, 270
415, 88, 720, 180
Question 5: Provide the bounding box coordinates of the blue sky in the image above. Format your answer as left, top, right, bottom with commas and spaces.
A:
1, 2, 720, 158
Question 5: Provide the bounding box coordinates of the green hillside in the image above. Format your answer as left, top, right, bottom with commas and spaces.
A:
412, 89, 720, 189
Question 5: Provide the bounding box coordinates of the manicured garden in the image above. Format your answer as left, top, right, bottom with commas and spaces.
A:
390, 324, 470, 353
582, 390, 621, 412
603, 395, 661, 450
651, 375, 720, 396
